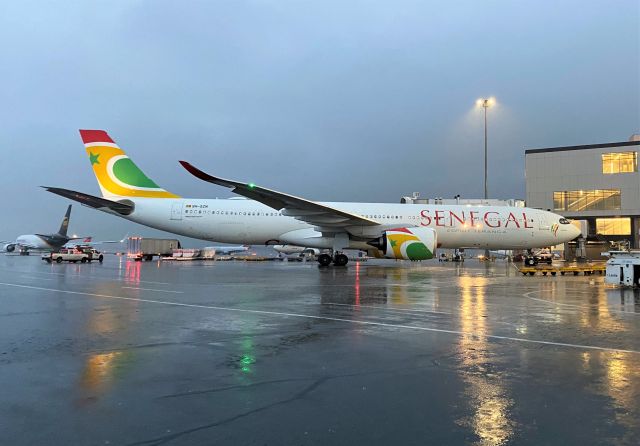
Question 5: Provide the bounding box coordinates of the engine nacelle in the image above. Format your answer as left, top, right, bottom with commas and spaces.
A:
4, 244, 15, 253
369, 227, 437, 260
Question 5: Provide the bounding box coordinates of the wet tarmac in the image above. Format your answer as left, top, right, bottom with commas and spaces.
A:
1, 255, 640, 445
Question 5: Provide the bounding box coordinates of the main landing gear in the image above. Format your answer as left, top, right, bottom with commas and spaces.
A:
317, 252, 349, 267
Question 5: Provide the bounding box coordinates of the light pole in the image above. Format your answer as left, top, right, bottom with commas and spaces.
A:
476, 97, 495, 261
476, 97, 495, 202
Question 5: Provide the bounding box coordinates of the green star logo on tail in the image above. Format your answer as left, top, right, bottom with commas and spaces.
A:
89, 152, 100, 165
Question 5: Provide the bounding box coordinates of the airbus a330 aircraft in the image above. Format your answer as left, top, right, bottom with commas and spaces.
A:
44, 130, 581, 266
2, 205, 83, 253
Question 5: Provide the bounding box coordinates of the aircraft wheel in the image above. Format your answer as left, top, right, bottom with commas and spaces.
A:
334, 253, 349, 267
317, 254, 333, 267
56, 257, 62, 263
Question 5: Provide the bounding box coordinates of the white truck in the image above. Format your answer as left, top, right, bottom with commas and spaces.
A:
127, 237, 181, 261
604, 251, 640, 287
43, 247, 104, 264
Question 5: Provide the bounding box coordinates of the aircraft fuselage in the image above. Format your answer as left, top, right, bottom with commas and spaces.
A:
109, 198, 579, 250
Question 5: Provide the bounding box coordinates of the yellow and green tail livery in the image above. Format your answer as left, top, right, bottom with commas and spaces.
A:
80, 130, 179, 198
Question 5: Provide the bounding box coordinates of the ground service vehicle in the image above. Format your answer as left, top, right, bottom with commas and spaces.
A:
43, 247, 104, 264
524, 249, 556, 266
127, 237, 181, 261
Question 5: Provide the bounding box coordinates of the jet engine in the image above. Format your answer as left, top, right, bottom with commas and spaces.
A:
4, 244, 15, 253
368, 227, 436, 260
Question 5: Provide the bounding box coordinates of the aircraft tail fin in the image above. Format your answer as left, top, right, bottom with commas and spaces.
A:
80, 129, 180, 199
58, 205, 72, 237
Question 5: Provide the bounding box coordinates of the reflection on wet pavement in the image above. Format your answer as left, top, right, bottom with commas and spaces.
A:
79, 351, 123, 396
456, 275, 513, 446
1, 256, 640, 445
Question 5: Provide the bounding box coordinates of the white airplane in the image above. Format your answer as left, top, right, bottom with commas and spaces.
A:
273, 245, 320, 256
64, 234, 129, 249
2, 205, 85, 253
205, 245, 249, 255
44, 130, 581, 266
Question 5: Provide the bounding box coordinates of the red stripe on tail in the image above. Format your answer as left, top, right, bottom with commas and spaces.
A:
79, 129, 115, 144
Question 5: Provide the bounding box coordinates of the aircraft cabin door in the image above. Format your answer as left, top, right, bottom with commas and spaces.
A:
170, 201, 183, 220
538, 213, 551, 231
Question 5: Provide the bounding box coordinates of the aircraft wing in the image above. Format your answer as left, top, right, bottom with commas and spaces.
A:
13, 242, 39, 250
180, 161, 380, 229
67, 239, 123, 246
22, 245, 41, 250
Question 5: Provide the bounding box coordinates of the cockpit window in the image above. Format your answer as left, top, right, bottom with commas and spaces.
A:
559, 218, 571, 224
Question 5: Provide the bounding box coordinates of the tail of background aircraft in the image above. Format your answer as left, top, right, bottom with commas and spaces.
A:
57, 205, 72, 237
80, 130, 180, 199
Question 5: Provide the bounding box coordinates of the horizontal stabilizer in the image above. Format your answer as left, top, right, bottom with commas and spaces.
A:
42, 187, 134, 215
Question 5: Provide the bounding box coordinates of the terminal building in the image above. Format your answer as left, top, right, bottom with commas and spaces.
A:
526, 135, 640, 257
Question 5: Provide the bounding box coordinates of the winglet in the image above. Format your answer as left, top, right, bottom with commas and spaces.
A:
179, 161, 212, 182
179, 161, 238, 190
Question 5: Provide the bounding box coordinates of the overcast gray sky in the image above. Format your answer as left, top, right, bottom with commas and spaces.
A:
1, 0, 638, 242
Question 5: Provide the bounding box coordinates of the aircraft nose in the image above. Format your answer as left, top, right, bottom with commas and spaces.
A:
571, 224, 582, 239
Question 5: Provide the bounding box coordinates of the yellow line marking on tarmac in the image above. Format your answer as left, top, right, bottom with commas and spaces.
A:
1, 281, 639, 355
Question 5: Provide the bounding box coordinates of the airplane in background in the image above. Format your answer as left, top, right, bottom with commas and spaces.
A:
205, 245, 249, 255
44, 130, 581, 266
273, 245, 320, 256
64, 234, 129, 249
2, 205, 86, 254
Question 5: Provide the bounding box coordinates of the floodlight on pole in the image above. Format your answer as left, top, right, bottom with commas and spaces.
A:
476, 97, 496, 201
476, 96, 496, 262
